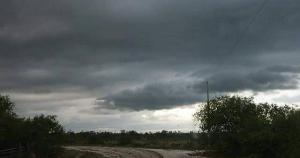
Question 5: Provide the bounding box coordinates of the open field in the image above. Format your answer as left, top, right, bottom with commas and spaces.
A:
63, 146, 204, 158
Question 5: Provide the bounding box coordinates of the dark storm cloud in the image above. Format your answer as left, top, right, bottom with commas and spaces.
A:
267, 65, 300, 73
1, 0, 300, 112
99, 82, 204, 111
194, 68, 299, 93
2, 0, 300, 67
99, 66, 300, 110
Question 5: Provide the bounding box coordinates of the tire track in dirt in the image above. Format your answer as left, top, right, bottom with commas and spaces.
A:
64, 146, 163, 158
64, 146, 201, 158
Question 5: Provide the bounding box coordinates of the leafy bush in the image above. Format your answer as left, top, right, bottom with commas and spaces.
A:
0, 95, 22, 149
194, 96, 300, 158
0, 94, 64, 157
24, 115, 64, 157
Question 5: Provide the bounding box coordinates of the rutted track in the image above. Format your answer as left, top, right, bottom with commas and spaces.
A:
64, 146, 202, 158
64, 146, 162, 158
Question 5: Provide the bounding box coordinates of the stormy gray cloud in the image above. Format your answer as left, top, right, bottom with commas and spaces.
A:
99, 82, 203, 111
100, 66, 299, 110
267, 65, 300, 73
1, 0, 300, 130
194, 67, 299, 93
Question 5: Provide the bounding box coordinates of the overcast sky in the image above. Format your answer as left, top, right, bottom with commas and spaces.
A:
1, 0, 300, 132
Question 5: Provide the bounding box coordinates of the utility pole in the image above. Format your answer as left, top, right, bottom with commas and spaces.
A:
206, 81, 211, 146
206, 81, 210, 109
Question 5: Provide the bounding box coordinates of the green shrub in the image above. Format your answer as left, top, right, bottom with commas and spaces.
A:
194, 96, 300, 158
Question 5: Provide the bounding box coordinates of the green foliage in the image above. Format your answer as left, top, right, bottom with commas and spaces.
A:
0, 94, 22, 148
24, 115, 64, 157
0, 94, 64, 157
194, 96, 300, 158
63, 130, 200, 150
0, 95, 16, 118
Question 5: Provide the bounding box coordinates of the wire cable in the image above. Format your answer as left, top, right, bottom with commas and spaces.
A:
228, 0, 270, 54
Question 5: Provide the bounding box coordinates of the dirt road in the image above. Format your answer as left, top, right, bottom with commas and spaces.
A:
64, 146, 202, 158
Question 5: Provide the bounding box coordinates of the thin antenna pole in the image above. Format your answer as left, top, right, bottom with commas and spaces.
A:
206, 81, 211, 146
206, 81, 209, 109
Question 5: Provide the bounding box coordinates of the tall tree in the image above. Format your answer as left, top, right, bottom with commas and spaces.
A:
194, 96, 299, 158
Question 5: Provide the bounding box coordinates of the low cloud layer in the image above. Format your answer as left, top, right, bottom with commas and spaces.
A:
100, 66, 300, 110
196, 66, 300, 93
99, 82, 203, 110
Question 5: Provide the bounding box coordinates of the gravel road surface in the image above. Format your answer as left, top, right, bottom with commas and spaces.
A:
64, 146, 203, 158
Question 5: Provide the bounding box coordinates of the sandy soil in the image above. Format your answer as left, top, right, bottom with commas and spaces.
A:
64, 146, 203, 158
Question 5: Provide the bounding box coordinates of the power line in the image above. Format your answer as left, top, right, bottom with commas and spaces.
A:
228, 0, 270, 54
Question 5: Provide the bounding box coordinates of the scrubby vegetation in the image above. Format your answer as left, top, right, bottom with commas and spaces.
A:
63, 130, 200, 150
194, 96, 300, 158
2, 94, 300, 158
0, 95, 64, 157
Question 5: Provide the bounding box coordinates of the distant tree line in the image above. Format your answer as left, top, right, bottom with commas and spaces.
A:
194, 96, 300, 158
64, 130, 201, 150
